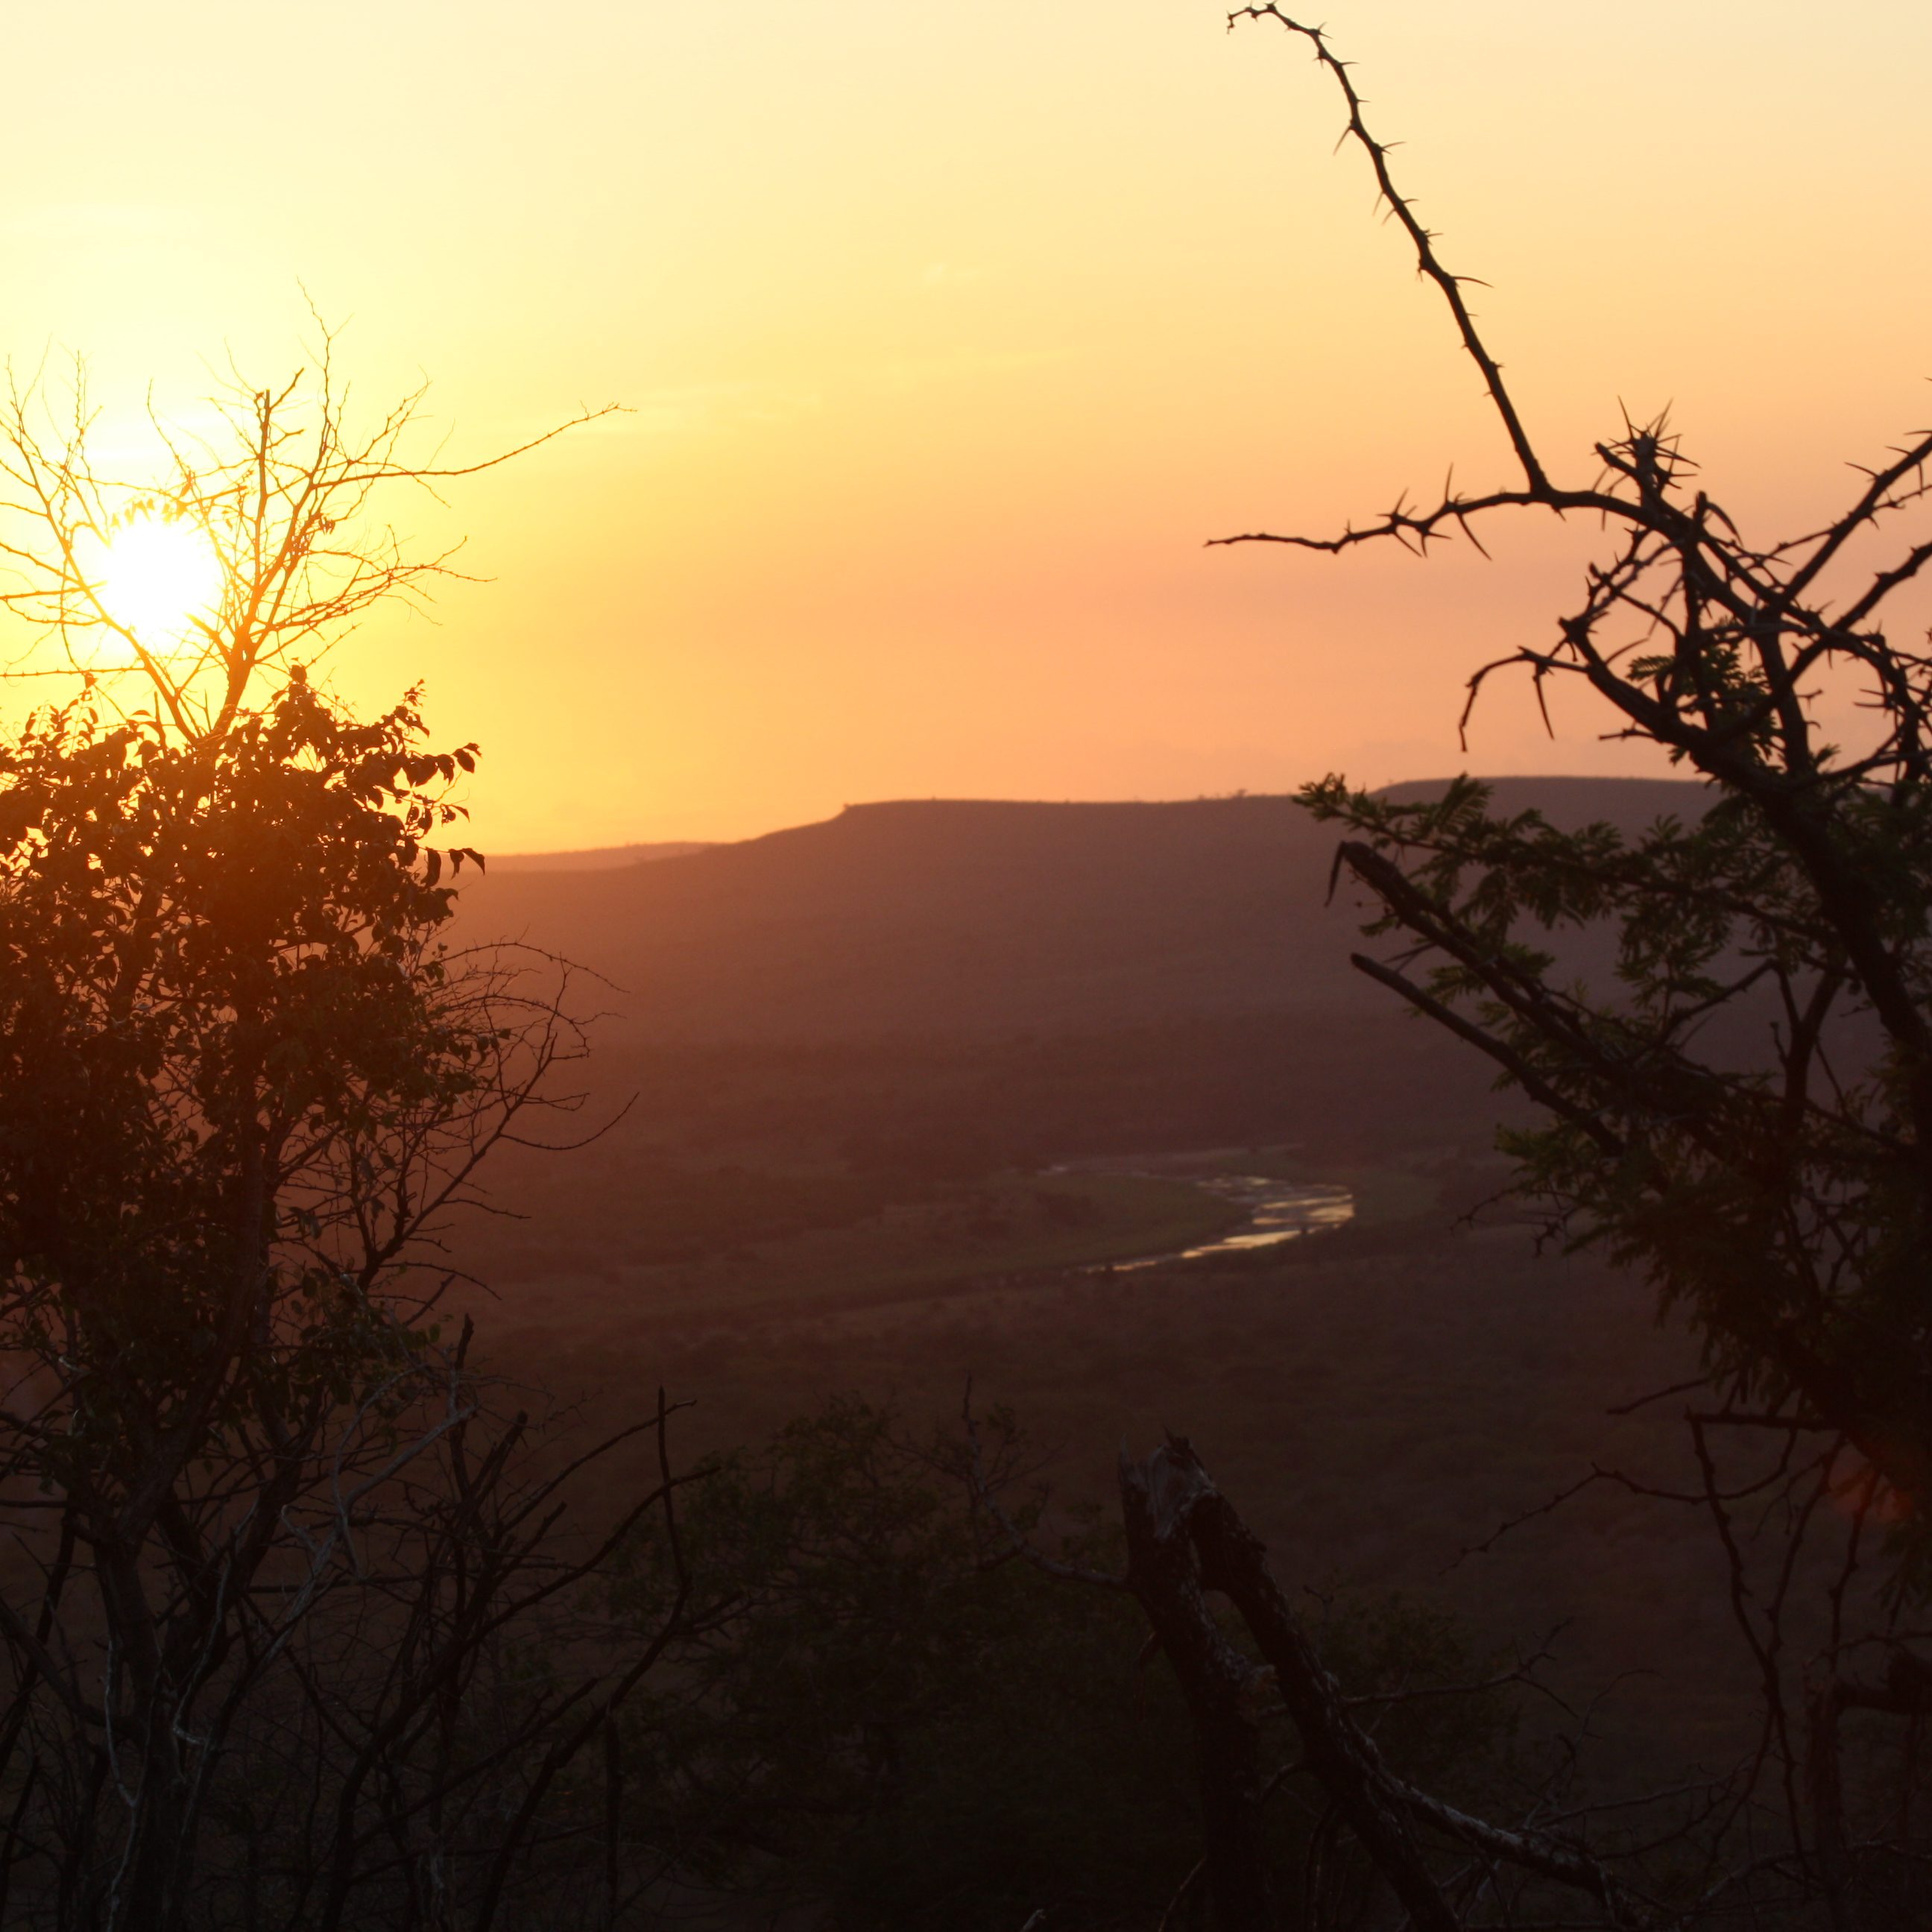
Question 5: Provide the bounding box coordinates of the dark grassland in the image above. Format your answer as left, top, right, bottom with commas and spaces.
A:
462, 1158, 1731, 1788
449, 787, 1747, 1813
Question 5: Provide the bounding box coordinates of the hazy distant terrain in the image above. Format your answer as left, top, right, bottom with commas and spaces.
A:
442, 775, 1740, 1794
458, 777, 1706, 1044
463, 795, 1376, 1042
447, 778, 1707, 1183
487, 839, 715, 871
448, 774, 1711, 1307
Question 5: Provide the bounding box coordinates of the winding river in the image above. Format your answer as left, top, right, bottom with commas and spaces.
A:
1109, 1172, 1355, 1272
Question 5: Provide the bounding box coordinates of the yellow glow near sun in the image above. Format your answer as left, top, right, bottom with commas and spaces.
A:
90, 518, 221, 646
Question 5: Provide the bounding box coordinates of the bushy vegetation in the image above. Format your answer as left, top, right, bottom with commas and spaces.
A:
608, 1398, 1516, 1932
0, 362, 695, 1931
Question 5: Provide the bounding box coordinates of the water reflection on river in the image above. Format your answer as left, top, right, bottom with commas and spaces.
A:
1110, 1174, 1355, 1272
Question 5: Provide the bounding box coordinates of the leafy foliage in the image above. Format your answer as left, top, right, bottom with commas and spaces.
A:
1303, 766, 1932, 1505
0, 678, 493, 1442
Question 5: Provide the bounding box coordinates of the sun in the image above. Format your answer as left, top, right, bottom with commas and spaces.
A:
89, 517, 222, 645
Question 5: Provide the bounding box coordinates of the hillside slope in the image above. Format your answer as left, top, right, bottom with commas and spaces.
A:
454, 777, 1707, 1046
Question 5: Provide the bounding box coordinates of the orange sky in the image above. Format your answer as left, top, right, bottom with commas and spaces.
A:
6, 1, 1932, 847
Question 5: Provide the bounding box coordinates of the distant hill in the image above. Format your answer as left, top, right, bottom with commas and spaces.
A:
487, 840, 715, 873
459, 795, 1360, 1043
453, 779, 1711, 1046
452, 777, 1716, 1275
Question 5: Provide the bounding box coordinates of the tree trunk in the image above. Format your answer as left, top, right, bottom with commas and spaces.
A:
1117, 1443, 1276, 1932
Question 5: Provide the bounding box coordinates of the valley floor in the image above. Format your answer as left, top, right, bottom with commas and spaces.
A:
460, 1170, 1751, 1803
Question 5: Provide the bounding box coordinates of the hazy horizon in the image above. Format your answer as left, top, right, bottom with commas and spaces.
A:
490, 768, 1711, 859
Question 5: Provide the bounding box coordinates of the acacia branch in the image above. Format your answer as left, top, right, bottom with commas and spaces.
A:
1229, 7, 1550, 496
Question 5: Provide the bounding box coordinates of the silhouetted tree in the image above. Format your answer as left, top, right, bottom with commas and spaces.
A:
1221, 7, 1932, 1922
0, 347, 691, 1931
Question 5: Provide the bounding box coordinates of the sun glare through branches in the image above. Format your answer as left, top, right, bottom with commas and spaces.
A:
80, 514, 221, 658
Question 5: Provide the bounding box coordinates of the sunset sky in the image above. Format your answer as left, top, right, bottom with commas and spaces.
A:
6, 1, 1931, 848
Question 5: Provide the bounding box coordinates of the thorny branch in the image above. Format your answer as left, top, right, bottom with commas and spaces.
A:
1214, 10, 1932, 1922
